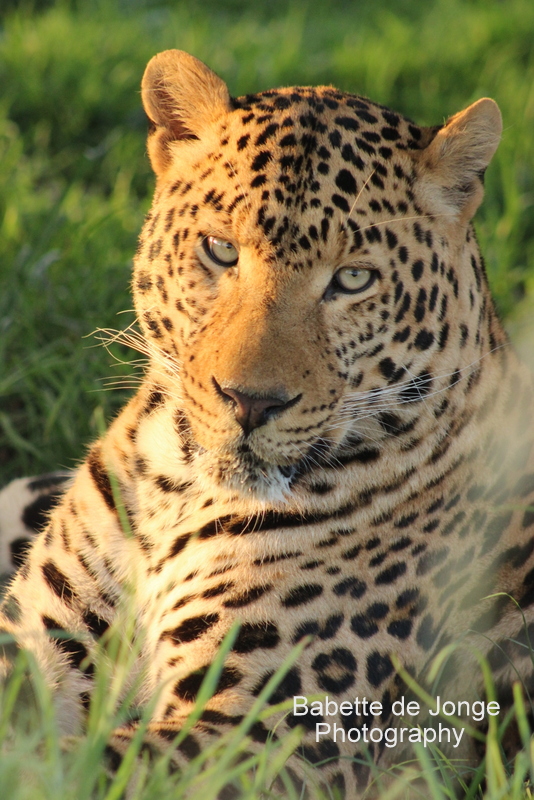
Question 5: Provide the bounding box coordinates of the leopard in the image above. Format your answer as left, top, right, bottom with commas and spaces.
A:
2, 48, 534, 798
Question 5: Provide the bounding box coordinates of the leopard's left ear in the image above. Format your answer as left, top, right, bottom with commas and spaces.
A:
414, 98, 502, 223
141, 50, 232, 175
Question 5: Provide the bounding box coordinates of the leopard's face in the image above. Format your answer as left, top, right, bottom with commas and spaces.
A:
133, 51, 502, 500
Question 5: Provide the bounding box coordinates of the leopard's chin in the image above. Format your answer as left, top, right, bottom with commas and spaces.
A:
186, 424, 337, 503
192, 451, 293, 504
188, 439, 309, 504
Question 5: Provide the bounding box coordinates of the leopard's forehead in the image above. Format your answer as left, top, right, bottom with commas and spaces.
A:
230, 85, 425, 154
157, 86, 433, 268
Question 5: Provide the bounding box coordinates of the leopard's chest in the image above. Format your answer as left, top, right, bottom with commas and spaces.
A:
131, 488, 451, 716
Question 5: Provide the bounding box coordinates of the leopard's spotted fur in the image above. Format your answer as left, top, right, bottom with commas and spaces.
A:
2, 50, 534, 796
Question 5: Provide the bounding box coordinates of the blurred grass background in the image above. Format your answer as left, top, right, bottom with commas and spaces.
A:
1, 0, 534, 483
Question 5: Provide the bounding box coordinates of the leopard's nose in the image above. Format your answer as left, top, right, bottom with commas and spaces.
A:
213, 379, 301, 436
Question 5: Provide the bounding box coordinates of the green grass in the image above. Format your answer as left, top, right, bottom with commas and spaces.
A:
3, 623, 534, 800
1, 0, 534, 797
0, 615, 310, 800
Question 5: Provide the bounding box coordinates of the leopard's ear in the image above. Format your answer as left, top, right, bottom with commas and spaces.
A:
141, 50, 231, 175
414, 98, 502, 223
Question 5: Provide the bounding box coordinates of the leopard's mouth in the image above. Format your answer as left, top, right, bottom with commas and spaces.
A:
177, 406, 335, 500
190, 436, 333, 502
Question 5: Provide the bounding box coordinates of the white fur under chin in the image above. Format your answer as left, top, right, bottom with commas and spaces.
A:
191, 448, 296, 507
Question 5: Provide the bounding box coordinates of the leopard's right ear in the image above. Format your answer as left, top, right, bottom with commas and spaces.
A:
141, 50, 231, 175
413, 98, 502, 224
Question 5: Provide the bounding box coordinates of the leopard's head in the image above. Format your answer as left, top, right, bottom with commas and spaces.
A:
133, 50, 503, 501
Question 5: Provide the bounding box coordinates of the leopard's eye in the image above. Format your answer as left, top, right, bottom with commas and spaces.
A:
203, 236, 238, 267
333, 266, 377, 294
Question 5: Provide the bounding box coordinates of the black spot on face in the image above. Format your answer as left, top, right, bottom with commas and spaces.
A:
335, 116, 360, 131
332, 194, 350, 213
335, 168, 357, 195
251, 151, 271, 171
414, 329, 434, 351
